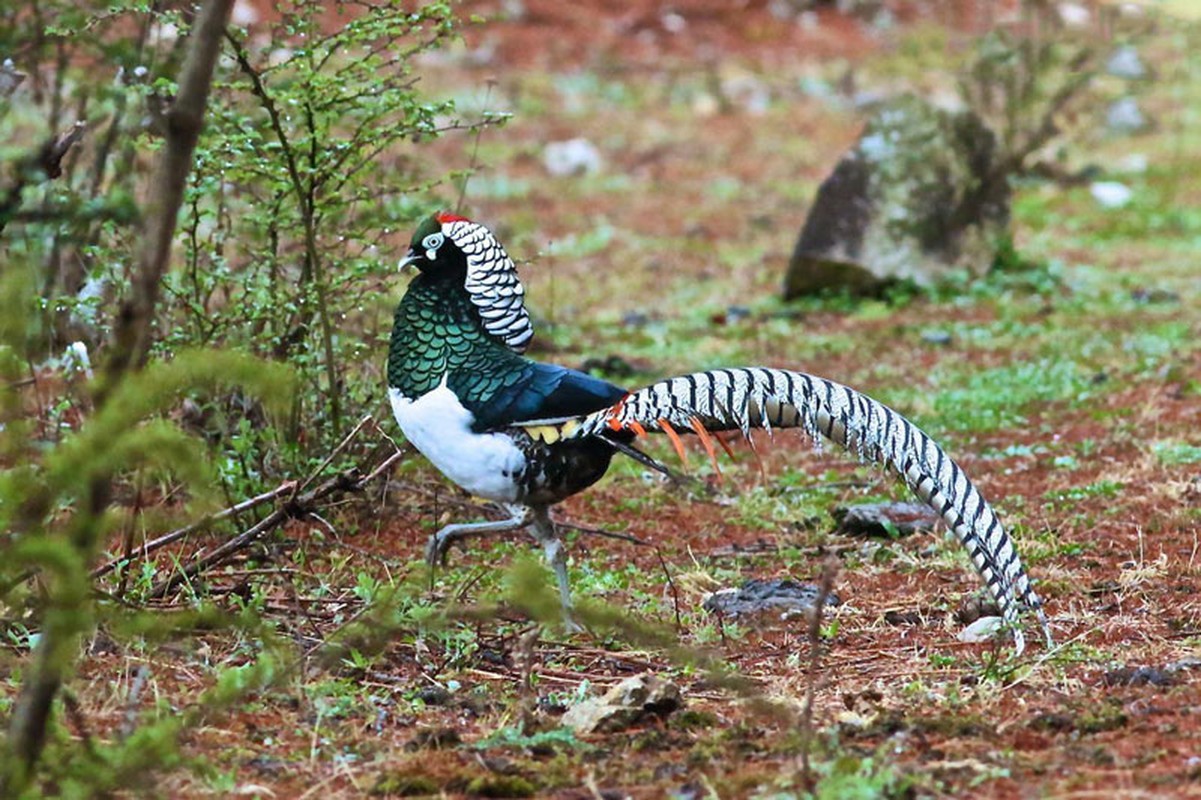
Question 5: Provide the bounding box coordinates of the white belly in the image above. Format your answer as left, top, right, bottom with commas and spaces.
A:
388, 384, 526, 503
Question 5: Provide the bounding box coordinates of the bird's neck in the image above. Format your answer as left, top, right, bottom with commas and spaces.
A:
387, 275, 500, 398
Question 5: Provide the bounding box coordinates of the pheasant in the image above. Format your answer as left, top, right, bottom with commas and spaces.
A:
387, 212, 1052, 653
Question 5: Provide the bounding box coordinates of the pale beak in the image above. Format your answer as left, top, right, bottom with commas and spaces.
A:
398, 250, 420, 271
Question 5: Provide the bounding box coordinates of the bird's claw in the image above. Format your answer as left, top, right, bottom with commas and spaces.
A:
562, 614, 584, 635
424, 532, 452, 567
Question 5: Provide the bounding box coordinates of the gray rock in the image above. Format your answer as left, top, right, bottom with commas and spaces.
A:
543, 138, 602, 177
958, 615, 1005, 643
1105, 97, 1147, 134
783, 95, 1010, 298
702, 578, 840, 617
1090, 181, 1133, 209
560, 675, 682, 734
1057, 2, 1091, 27
1106, 46, 1147, 80
833, 501, 941, 538
1, 59, 26, 98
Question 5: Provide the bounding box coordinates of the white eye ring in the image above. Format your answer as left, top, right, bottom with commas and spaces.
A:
422, 232, 444, 256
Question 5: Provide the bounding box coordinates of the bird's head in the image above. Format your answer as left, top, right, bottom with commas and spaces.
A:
399, 211, 473, 277
398, 210, 534, 352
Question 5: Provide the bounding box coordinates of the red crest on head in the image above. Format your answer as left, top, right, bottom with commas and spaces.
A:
435, 211, 470, 224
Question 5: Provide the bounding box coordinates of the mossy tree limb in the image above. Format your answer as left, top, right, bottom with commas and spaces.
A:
1, 0, 235, 791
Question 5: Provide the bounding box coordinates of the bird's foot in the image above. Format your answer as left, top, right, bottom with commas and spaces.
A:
561, 611, 584, 635
424, 530, 454, 567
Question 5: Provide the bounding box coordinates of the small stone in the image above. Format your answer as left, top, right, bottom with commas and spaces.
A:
580, 354, 636, 378
561, 675, 682, 734
542, 138, 603, 177
851, 88, 889, 110
1130, 287, 1180, 305
231, 0, 260, 26
768, 0, 796, 20
405, 727, 461, 750
661, 12, 686, 33
956, 595, 1001, 625
722, 74, 771, 115
726, 305, 752, 322
1090, 181, 1134, 209
1103, 665, 1176, 687
1117, 153, 1148, 174
415, 685, 451, 706
920, 330, 953, 346
711, 305, 752, 326
500, 0, 526, 20
702, 578, 839, 617
669, 781, 705, 800
1058, 2, 1091, 27
1106, 46, 1147, 80
1105, 97, 1146, 134
884, 609, 924, 626
958, 615, 1006, 643
833, 501, 941, 539
692, 93, 720, 118
621, 310, 650, 328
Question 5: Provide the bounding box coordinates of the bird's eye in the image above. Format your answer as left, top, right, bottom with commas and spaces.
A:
422, 233, 444, 253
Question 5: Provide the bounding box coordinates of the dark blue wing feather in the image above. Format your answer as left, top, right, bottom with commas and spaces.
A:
461, 362, 626, 432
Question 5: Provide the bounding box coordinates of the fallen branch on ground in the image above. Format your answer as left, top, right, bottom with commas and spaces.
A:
90, 481, 298, 580
129, 416, 405, 600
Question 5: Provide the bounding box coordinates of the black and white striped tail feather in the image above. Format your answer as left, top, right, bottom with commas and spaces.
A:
574, 366, 1051, 653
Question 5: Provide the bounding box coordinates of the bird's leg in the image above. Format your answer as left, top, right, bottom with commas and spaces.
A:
528, 506, 582, 633
425, 505, 532, 567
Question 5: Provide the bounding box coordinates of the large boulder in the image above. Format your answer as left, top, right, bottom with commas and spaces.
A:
783, 95, 1010, 298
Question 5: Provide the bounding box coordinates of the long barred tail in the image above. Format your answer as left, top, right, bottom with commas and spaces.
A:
575, 366, 1051, 654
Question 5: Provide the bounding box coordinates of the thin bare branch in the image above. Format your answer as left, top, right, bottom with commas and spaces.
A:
90, 480, 298, 580
147, 437, 400, 600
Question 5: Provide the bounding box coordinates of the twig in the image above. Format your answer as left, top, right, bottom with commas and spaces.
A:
798, 555, 840, 790
118, 665, 150, 741
455, 80, 495, 213
705, 541, 860, 559
552, 518, 649, 547
355, 444, 406, 485
294, 414, 374, 496
115, 471, 146, 598
515, 625, 540, 703
655, 550, 683, 630
147, 444, 397, 600
90, 481, 298, 579
146, 505, 288, 600
59, 690, 98, 759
